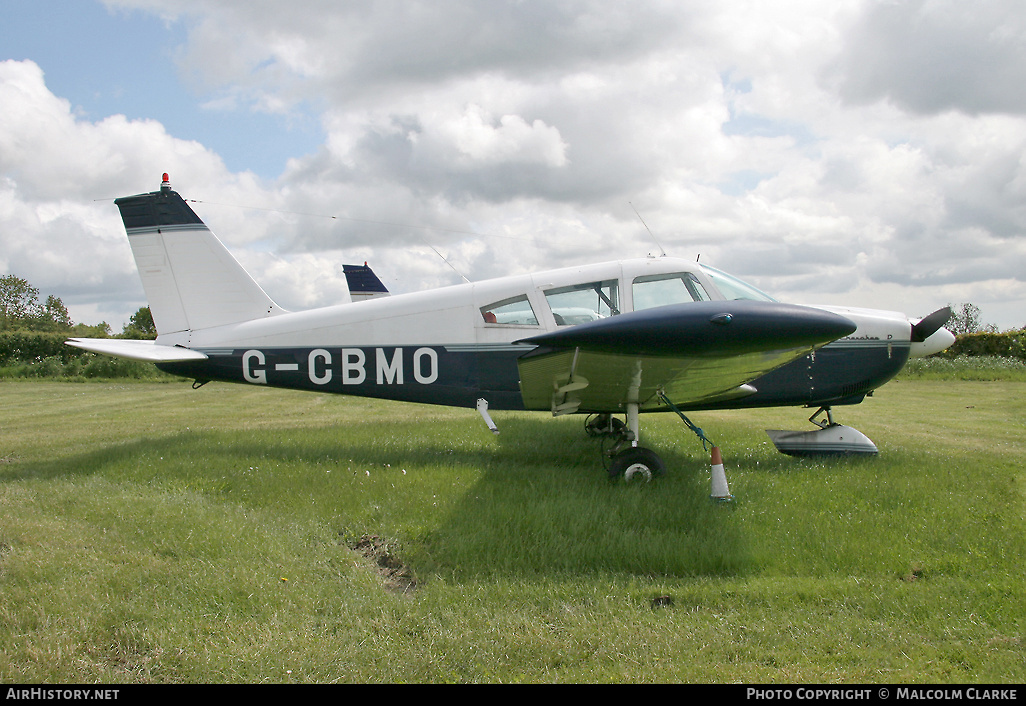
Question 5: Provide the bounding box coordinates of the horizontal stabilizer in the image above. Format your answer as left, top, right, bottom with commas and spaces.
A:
65, 338, 209, 363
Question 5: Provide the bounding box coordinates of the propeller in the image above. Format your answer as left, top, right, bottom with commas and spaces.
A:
911, 306, 952, 343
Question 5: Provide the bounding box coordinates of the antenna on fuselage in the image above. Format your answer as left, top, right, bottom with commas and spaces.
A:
629, 202, 666, 257
420, 237, 470, 283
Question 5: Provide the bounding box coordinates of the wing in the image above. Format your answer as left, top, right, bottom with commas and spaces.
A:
515, 300, 856, 414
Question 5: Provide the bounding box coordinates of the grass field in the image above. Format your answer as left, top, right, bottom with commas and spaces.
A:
1, 376, 1024, 683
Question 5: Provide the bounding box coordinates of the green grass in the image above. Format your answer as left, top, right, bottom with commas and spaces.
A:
1, 377, 1024, 683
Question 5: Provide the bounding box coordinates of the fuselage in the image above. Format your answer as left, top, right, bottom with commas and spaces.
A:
157, 255, 918, 412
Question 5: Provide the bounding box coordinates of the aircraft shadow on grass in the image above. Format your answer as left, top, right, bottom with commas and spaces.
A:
5, 406, 893, 581
6, 416, 846, 579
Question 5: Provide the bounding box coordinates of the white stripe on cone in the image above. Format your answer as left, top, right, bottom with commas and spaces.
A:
710, 446, 733, 501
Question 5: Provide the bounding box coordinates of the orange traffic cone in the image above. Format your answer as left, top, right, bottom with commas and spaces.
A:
710, 446, 733, 502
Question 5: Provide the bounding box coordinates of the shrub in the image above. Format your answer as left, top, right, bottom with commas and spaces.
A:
0, 331, 79, 365
941, 330, 1026, 361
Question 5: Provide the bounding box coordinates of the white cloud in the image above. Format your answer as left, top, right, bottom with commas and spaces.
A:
0, 58, 275, 325
831, 0, 1026, 115
429, 104, 568, 168
2, 1, 1025, 332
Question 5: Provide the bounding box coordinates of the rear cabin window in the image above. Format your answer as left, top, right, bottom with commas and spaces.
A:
480, 294, 539, 325
632, 272, 711, 311
544, 280, 619, 326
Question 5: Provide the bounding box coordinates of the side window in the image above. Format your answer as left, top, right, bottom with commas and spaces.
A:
632, 273, 711, 312
480, 294, 539, 326
544, 280, 619, 326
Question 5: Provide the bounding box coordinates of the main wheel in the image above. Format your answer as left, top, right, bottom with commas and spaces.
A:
608, 447, 665, 482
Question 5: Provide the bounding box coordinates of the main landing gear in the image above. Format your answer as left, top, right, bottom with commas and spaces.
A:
587, 395, 730, 502
586, 406, 666, 482
587, 394, 715, 483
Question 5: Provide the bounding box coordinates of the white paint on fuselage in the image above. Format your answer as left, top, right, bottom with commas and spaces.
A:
158, 256, 928, 358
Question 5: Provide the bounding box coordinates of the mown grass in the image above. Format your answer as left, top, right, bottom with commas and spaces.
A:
1, 375, 1023, 683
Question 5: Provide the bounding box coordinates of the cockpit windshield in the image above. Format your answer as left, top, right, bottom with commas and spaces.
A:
700, 265, 776, 302
632, 272, 712, 312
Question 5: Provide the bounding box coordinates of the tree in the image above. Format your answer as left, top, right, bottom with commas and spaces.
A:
1, 274, 82, 333
31, 294, 74, 332
121, 306, 156, 339
70, 321, 112, 338
946, 302, 998, 336
0, 274, 40, 330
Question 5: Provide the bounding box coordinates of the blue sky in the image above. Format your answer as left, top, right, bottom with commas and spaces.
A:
1, 0, 321, 179
1, 1, 1024, 331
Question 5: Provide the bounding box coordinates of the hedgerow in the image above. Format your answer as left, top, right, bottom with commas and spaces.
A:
939, 329, 1026, 360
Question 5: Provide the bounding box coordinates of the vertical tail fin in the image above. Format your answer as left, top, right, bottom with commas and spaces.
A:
115, 175, 285, 335
343, 262, 389, 302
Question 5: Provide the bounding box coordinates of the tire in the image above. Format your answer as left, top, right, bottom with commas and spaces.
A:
608, 447, 665, 482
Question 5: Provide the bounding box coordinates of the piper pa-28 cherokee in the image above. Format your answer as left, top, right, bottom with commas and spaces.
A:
68, 175, 955, 487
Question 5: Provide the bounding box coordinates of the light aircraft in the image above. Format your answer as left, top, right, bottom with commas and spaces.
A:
68, 175, 955, 484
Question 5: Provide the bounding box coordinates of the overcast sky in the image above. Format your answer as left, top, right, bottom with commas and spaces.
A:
2, 0, 1024, 331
